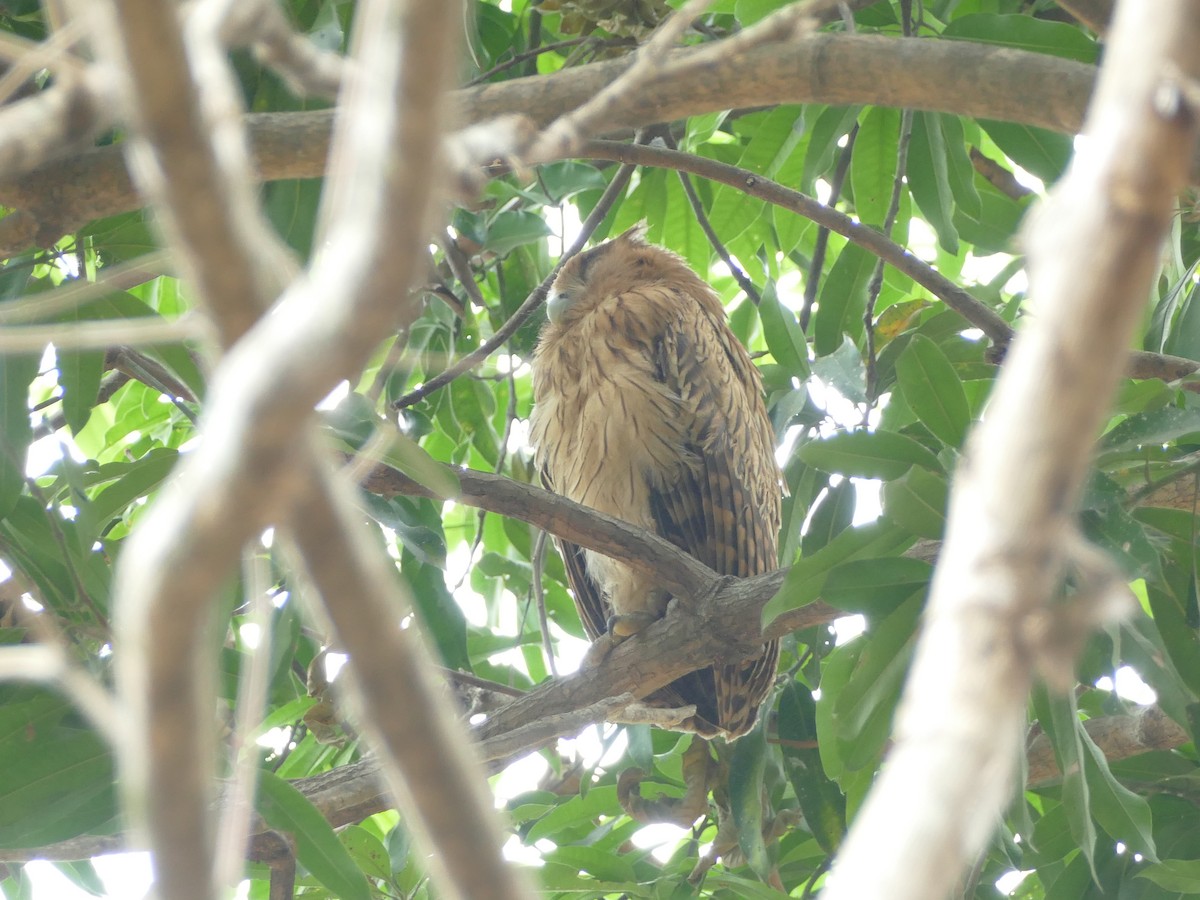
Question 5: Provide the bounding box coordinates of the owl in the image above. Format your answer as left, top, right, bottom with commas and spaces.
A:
529, 227, 781, 739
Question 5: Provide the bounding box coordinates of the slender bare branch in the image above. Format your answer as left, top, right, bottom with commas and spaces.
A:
823, 5, 1200, 899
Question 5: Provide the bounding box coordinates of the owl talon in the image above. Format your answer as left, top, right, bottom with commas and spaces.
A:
608, 612, 660, 638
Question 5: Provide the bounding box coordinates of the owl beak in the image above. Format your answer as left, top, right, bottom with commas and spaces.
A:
546, 290, 571, 324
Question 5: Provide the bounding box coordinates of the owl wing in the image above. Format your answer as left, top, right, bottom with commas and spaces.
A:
540, 468, 609, 643
644, 289, 781, 737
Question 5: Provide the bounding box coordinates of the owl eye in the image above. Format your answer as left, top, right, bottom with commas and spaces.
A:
546, 289, 573, 324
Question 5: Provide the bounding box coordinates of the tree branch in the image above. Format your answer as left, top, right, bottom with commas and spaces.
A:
823, 5, 1200, 899
0, 32, 1099, 255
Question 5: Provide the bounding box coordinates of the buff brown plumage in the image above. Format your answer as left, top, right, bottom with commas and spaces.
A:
530, 226, 781, 740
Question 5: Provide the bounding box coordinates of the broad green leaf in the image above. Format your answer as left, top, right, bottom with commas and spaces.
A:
0, 353, 37, 522
483, 210, 553, 257
1166, 279, 1200, 361
735, 0, 790, 26
537, 161, 608, 203
1145, 585, 1200, 698
545, 845, 637, 883
728, 717, 772, 880
1100, 406, 1200, 454
797, 430, 943, 480
709, 106, 806, 241
979, 119, 1072, 185
403, 552, 469, 670
895, 335, 971, 448
801, 105, 860, 194
835, 592, 923, 771
1080, 726, 1157, 861
340, 825, 391, 881
821, 558, 932, 616
256, 771, 371, 900
758, 281, 809, 378
1033, 687, 1098, 877
953, 176, 1030, 252
778, 683, 845, 855
57, 307, 105, 435
763, 518, 912, 626
77, 448, 179, 542
1138, 859, 1200, 893
814, 242, 874, 357
0, 691, 115, 848
940, 115, 981, 219
810, 335, 866, 405
881, 465, 949, 540
802, 479, 855, 557
851, 106, 901, 227
942, 13, 1099, 63
907, 111, 959, 254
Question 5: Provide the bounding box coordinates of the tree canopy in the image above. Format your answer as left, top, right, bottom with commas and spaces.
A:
2, 0, 1200, 898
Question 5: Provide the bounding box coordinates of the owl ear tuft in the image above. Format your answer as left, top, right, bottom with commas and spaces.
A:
617, 223, 649, 245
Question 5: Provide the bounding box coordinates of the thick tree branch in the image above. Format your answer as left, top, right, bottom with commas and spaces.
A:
0, 32, 1099, 255
823, 5, 1200, 899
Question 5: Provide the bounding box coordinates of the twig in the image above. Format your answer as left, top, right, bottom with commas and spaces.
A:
523, 0, 718, 165
0, 315, 207, 352
864, 108, 914, 404
802, 123, 857, 331
582, 138, 1015, 344
0, 250, 175, 325
676, 163, 761, 303
392, 155, 635, 410
466, 36, 608, 87
969, 147, 1034, 200
213, 0, 345, 99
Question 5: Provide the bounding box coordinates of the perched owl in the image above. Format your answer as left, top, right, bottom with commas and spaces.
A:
530, 227, 781, 740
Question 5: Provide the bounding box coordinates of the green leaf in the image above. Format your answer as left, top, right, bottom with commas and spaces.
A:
942, 14, 1099, 64
0, 353, 37, 523
1145, 585, 1200, 698
802, 479, 855, 557
0, 690, 115, 848
777, 683, 845, 855
881, 465, 949, 540
728, 717, 772, 880
979, 120, 1072, 185
895, 335, 971, 448
821, 558, 932, 617
851, 106, 901, 228
763, 518, 913, 626
537, 161, 608, 203
483, 210, 553, 257
709, 106, 805, 242
834, 592, 922, 771
256, 771, 371, 900
940, 115, 981, 219
1137, 859, 1200, 893
403, 553, 470, 670
57, 310, 105, 435
77, 448, 179, 542
758, 281, 809, 379
1100, 406, 1200, 454
734, 0, 790, 26
814, 242, 874, 357
810, 336, 866, 406
1032, 687, 1098, 877
340, 825, 391, 881
797, 430, 943, 480
907, 111, 959, 254
1080, 726, 1157, 861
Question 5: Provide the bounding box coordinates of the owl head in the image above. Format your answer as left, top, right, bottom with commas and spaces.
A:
546, 225, 699, 326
